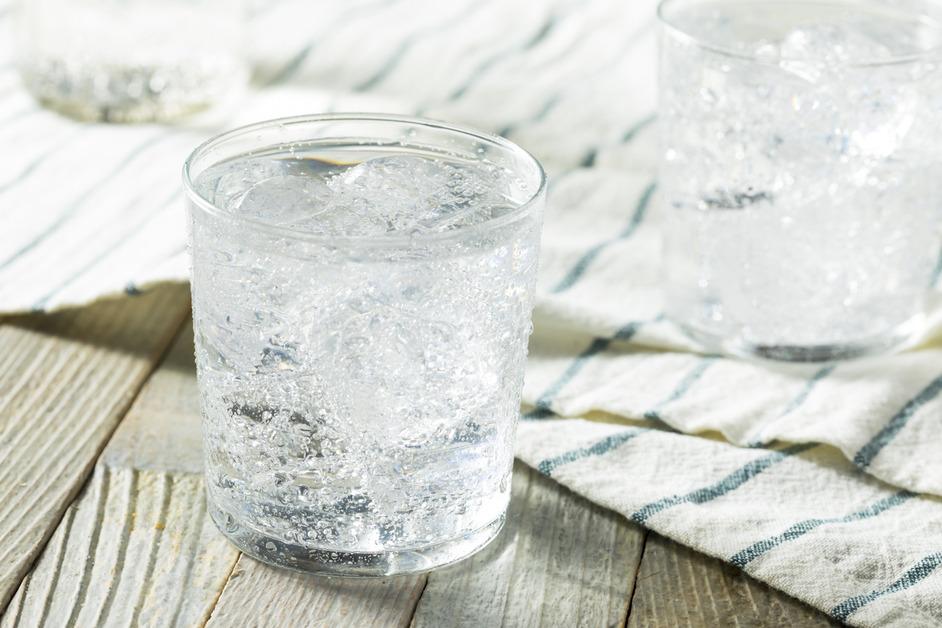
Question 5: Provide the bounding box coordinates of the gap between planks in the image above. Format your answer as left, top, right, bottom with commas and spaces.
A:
622, 529, 649, 628
626, 533, 840, 628
0, 284, 191, 615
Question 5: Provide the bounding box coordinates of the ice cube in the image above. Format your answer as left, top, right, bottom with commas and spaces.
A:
332, 155, 514, 234
234, 174, 333, 226
199, 154, 518, 238
192, 158, 265, 211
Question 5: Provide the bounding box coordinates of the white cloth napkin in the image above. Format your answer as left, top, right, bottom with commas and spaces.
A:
1, 0, 940, 625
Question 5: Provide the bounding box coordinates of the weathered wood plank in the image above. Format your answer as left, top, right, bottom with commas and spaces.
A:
0, 285, 191, 611
1, 317, 240, 628
206, 558, 426, 628
100, 321, 203, 475
411, 463, 644, 628
627, 533, 839, 627
1, 468, 237, 628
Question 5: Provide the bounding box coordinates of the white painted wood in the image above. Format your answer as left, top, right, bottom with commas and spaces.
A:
206, 557, 426, 628
101, 322, 203, 475
1, 468, 238, 628
411, 463, 644, 628
0, 285, 191, 611
5, 319, 426, 628
1, 315, 239, 627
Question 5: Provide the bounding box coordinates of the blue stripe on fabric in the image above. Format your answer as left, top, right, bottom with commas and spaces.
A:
747, 364, 836, 448
931, 245, 942, 287
498, 95, 560, 138
496, 16, 654, 141
525, 337, 615, 420
643, 356, 717, 421
266, 0, 403, 85
266, 43, 317, 86
0, 133, 168, 272
621, 113, 657, 143
0, 127, 84, 196
729, 490, 915, 568
536, 428, 644, 476
445, 13, 558, 103
30, 188, 180, 310
551, 181, 657, 294
629, 443, 816, 525
355, 0, 482, 92
523, 320, 647, 421
777, 365, 835, 418
829, 553, 942, 622
579, 113, 657, 169
523, 406, 556, 420
853, 373, 942, 469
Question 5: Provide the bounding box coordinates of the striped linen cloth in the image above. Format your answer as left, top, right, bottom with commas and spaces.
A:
1, 0, 941, 625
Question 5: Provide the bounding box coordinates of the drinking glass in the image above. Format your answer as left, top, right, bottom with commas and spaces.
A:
659, 0, 942, 361
183, 114, 545, 575
14, 0, 247, 122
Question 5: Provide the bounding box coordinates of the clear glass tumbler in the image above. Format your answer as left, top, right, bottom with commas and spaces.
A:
14, 0, 247, 122
659, 0, 942, 361
183, 114, 545, 576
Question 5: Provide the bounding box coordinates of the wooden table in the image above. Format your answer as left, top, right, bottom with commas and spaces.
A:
0, 285, 840, 627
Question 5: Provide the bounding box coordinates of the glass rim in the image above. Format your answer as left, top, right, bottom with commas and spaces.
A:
657, 0, 942, 67
182, 112, 547, 248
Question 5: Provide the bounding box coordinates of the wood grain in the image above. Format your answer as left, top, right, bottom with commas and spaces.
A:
206, 558, 426, 628
1, 314, 239, 628
100, 321, 203, 475
411, 463, 644, 628
1, 467, 238, 628
627, 534, 839, 628
0, 285, 190, 611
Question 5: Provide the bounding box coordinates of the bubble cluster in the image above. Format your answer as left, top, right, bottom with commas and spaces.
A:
190, 149, 541, 566
661, 1, 942, 356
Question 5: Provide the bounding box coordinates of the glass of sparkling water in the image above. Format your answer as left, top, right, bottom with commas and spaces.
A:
659, 0, 942, 361
183, 114, 545, 576
14, 0, 247, 122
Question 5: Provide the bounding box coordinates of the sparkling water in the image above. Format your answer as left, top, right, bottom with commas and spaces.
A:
660, 0, 942, 360
15, 1, 245, 122
18, 56, 244, 123
189, 144, 541, 574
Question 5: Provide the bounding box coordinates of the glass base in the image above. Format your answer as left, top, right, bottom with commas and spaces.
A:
27, 92, 216, 124
677, 317, 923, 362
208, 500, 505, 577
17, 62, 244, 123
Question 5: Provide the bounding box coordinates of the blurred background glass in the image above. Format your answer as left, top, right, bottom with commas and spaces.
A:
659, 0, 942, 361
13, 0, 247, 123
